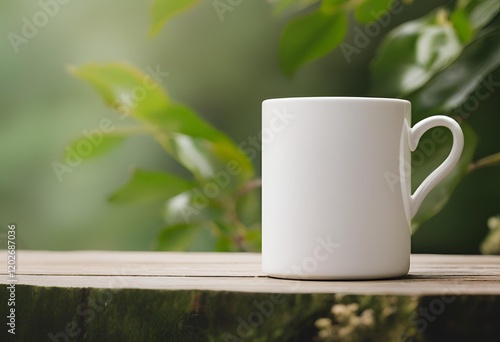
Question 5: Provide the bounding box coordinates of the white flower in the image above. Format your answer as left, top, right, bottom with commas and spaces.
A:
360, 309, 375, 327
315, 317, 332, 329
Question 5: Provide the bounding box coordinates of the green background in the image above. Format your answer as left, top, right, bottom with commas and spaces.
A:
0, 0, 498, 252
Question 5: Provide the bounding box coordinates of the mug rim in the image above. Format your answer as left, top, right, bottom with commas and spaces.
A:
263, 96, 410, 105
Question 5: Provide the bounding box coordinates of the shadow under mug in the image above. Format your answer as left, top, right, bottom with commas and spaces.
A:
261, 97, 464, 280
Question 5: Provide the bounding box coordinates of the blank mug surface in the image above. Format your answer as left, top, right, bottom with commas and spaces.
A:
262, 97, 412, 279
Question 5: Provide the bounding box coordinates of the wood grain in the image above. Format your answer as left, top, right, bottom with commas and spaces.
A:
1, 251, 499, 295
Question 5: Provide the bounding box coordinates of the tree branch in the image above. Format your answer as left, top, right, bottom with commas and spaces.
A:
234, 179, 262, 200
468, 152, 500, 173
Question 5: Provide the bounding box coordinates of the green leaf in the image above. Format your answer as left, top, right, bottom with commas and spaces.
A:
450, 0, 499, 43
72, 64, 229, 142
145, 103, 228, 142
150, 0, 200, 36
321, 0, 350, 13
64, 132, 127, 162
108, 169, 195, 205
153, 133, 254, 188
279, 9, 347, 76
355, 0, 393, 23
70, 63, 170, 121
243, 224, 262, 252
466, 0, 500, 30
210, 220, 240, 252
72, 63, 255, 186
409, 28, 500, 122
270, 0, 320, 15
370, 10, 462, 97
189, 225, 219, 251
162, 191, 225, 226
155, 223, 202, 251
411, 122, 478, 232
235, 185, 261, 227
215, 234, 234, 252
450, 8, 474, 43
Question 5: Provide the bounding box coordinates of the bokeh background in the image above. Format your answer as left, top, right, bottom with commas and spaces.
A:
1, 0, 498, 252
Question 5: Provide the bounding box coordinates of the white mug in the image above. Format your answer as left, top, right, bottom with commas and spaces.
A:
261, 97, 464, 279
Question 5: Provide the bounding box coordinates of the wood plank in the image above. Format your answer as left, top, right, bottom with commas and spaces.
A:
2, 251, 500, 341
8, 274, 500, 295
1, 251, 499, 295
9, 251, 263, 277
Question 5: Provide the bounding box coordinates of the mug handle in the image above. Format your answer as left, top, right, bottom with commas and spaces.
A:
409, 115, 464, 218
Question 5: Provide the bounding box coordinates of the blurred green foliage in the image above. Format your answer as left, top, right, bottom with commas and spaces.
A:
1, 0, 498, 252
69, 0, 499, 251
70, 63, 259, 251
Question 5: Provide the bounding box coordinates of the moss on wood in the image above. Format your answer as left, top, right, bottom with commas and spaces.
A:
2, 285, 500, 341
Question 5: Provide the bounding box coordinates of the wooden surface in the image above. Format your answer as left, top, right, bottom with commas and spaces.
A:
2, 251, 500, 341
2, 251, 500, 295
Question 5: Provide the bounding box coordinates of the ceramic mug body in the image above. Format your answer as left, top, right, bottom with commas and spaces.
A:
261, 97, 464, 280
